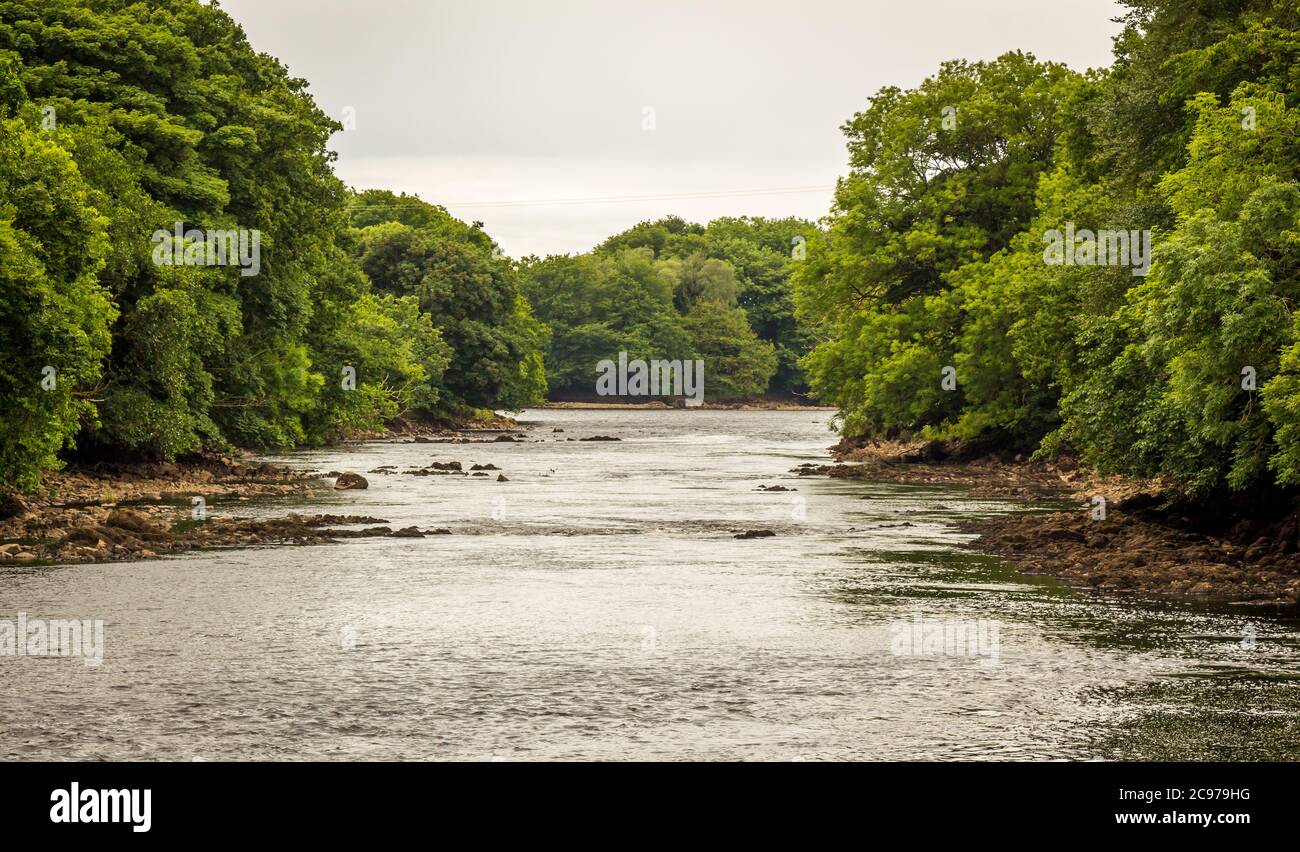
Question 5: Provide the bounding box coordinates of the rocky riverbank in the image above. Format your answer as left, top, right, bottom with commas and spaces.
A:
800, 438, 1300, 605
543, 399, 833, 411
0, 453, 453, 565
960, 504, 1300, 604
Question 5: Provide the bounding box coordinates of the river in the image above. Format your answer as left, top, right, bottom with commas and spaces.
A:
1, 409, 1297, 760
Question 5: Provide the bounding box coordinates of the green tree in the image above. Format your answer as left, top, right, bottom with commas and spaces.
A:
1, 0, 356, 454
520, 249, 693, 396
795, 52, 1083, 439
657, 251, 740, 311
683, 302, 777, 400
598, 215, 819, 395
352, 195, 546, 411
0, 107, 115, 491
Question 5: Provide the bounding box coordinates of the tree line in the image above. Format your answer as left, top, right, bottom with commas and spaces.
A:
4, 0, 1299, 505
0, 0, 558, 492
0, 0, 819, 494
794, 0, 1300, 498
519, 214, 819, 401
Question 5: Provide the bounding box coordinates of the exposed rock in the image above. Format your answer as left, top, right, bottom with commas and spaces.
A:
0, 490, 29, 520
334, 472, 369, 490
961, 507, 1300, 603
497, 474, 509, 482
392, 526, 425, 538
734, 529, 776, 540
315, 514, 389, 525
106, 508, 164, 535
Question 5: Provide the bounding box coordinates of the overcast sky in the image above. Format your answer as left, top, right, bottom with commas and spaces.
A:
218, 0, 1127, 257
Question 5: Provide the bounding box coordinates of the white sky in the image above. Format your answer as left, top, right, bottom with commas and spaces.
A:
218, 0, 1127, 257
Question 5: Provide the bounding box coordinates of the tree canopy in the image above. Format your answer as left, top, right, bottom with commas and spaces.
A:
795, 1, 1300, 498
0, 0, 545, 490
6, 0, 1300, 506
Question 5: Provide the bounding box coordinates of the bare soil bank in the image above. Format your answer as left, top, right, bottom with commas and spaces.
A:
800, 438, 1300, 605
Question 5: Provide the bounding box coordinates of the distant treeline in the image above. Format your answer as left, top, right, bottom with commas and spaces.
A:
793, 1, 1300, 498
519, 214, 819, 401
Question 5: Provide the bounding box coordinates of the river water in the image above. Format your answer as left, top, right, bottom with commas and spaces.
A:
1, 409, 1297, 760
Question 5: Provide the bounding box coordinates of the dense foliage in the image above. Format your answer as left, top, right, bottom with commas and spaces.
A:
795, 1, 1300, 498
0, 1, 544, 490
5, 0, 1300, 506
521, 215, 813, 400
349, 190, 548, 413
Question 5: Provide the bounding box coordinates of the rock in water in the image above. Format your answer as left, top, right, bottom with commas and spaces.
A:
334, 472, 369, 490
392, 526, 425, 538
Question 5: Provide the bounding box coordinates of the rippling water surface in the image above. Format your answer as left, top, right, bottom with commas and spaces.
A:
2, 409, 1297, 760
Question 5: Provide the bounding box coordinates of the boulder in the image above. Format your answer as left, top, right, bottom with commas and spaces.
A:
392, 526, 425, 538
106, 508, 164, 535
334, 472, 369, 490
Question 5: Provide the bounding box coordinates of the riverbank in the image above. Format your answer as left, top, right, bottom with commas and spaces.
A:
799, 438, 1300, 605
9, 418, 1299, 607
0, 455, 374, 564
543, 399, 833, 411
8, 406, 1290, 762
0, 413, 527, 564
